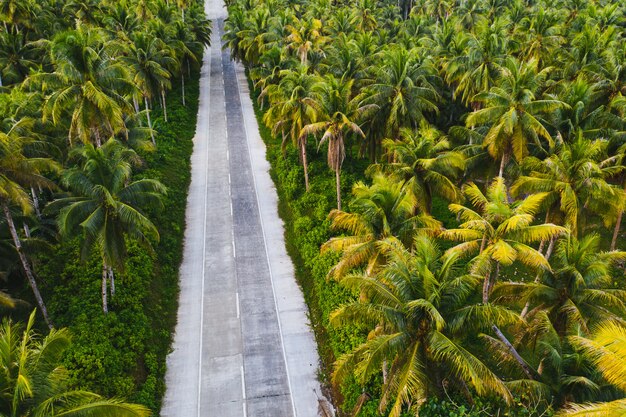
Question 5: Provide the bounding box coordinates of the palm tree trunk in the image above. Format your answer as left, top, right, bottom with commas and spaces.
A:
301, 140, 310, 192
481, 260, 535, 379
336, 168, 342, 210
108, 266, 115, 297
161, 88, 168, 122
102, 262, 109, 313
144, 96, 156, 146
498, 153, 507, 178
31, 187, 41, 219
482, 270, 491, 304
181, 74, 186, 107
491, 324, 536, 380
2, 201, 53, 329
611, 182, 626, 250
94, 129, 102, 148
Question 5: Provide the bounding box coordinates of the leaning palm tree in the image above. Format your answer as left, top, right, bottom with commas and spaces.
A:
0, 117, 58, 328
285, 17, 328, 65
50, 139, 166, 312
558, 321, 626, 416
331, 236, 513, 417
0, 310, 151, 416
368, 125, 465, 214
299, 75, 374, 210
441, 178, 566, 379
322, 174, 441, 279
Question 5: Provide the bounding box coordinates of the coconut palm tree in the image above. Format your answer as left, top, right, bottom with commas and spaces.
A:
512, 137, 624, 237
0, 310, 151, 416
29, 25, 133, 147
0, 116, 59, 329
123, 32, 176, 144
50, 139, 166, 313
331, 236, 513, 416
263, 65, 316, 190
285, 17, 328, 66
444, 18, 508, 107
465, 58, 565, 178
299, 75, 374, 210
368, 125, 464, 213
496, 234, 626, 338
442, 178, 567, 304
558, 321, 626, 416
364, 47, 439, 154
441, 178, 566, 379
322, 174, 440, 280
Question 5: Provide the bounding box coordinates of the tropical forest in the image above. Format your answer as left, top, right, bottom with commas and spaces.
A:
2, 0, 626, 415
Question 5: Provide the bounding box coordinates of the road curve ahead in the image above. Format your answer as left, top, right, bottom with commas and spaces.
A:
159, 0, 327, 415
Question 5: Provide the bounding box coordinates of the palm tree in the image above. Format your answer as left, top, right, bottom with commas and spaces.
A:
444, 18, 508, 107
285, 17, 328, 66
237, 7, 272, 66
0, 31, 36, 87
322, 174, 440, 279
558, 321, 626, 416
299, 75, 373, 210
496, 234, 626, 338
441, 178, 566, 379
0, 310, 151, 416
28, 25, 133, 147
442, 178, 566, 304
368, 125, 464, 213
50, 139, 166, 312
263, 65, 316, 190
0, 117, 58, 328
465, 58, 565, 178
364, 47, 439, 156
331, 236, 512, 416
512, 137, 624, 237
123, 32, 176, 144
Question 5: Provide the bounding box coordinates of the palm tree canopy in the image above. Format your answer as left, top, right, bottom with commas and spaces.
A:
50, 139, 165, 271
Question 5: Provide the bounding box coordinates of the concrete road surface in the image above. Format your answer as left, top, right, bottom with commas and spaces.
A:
159, 0, 328, 415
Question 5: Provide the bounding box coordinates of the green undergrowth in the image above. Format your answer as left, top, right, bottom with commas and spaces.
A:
37, 71, 200, 412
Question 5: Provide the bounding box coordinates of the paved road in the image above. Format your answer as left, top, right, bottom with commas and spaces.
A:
160, 0, 327, 415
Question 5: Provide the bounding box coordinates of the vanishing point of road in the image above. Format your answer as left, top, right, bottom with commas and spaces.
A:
159, 0, 327, 416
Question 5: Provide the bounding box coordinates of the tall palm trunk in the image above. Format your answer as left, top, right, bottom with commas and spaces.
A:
31, 187, 41, 218
336, 168, 342, 210
491, 324, 536, 380
108, 266, 115, 297
301, 139, 310, 191
611, 182, 626, 250
483, 259, 536, 380
181, 74, 186, 107
144, 96, 156, 145
161, 88, 168, 122
2, 201, 53, 329
101, 262, 109, 313
498, 153, 507, 178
